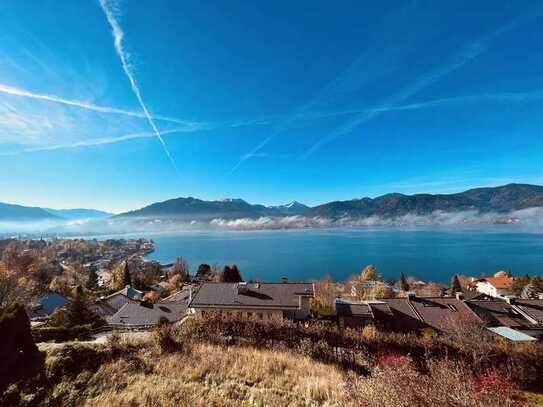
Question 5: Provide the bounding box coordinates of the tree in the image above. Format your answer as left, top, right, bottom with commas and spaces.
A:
512, 274, 531, 296
399, 272, 410, 292
0, 304, 43, 392
361, 265, 378, 281
310, 275, 336, 316
86, 267, 98, 290
172, 257, 190, 283
196, 264, 212, 281
64, 286, 92, 327
143, 290, 160, 303
0, 266, 29, 309
531, 276, 543, 293
122, 262, 132, 287
221, 265, 243, 283
451, 274, 462, 294
370, 283, 394, 299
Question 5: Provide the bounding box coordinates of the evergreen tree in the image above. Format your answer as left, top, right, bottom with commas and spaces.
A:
196, 264, 212, 281
0, 303, 43, 392
399, 272, 410, 292
86, 267, 98, 290
221, 265, 243, 283
66, 286, 91, 327
122, 262, 132, 287
451, 274, 462, 293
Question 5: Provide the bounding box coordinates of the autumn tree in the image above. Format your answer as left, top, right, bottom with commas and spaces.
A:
171, 257, 190, 283
143, 290, 160, 303
310, 275, 336, 316
0, 265, 30, 309
361, 265, 378, 281
370, 282, 394, 299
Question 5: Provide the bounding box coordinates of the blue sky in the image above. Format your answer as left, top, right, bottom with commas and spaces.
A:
1, 0, 543, 213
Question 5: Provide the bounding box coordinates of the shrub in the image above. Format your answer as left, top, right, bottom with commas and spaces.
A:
32, 324, 94, 343
153, 324, 184, 354
361, 324, 379, 340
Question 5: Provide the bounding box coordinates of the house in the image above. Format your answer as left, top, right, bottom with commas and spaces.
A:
117, 285, 144, 299
160, 289, 192, 304
188, 282, 314, 321
26, 292, 68, 320
335, 294, 482, 335
475, 273, 514, 298
90, 292, 136, 320
109, 301, 188, 328
335, 299, 394, 330
467, 298, 543, 340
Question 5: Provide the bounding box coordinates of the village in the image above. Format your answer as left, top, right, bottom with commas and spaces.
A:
2, 237, 540, 344
3, 237, 543, 405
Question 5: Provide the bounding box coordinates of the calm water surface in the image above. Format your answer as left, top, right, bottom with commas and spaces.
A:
141, 226, 543, 283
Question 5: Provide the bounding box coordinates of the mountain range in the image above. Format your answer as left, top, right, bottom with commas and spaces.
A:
115, 183, 543, 221
0, 202, 111, 221
2, 184, 543, 223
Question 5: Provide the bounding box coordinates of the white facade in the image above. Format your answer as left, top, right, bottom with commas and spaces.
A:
476, 281, 512, 298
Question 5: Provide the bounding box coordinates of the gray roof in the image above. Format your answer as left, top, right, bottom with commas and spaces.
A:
189, 282, 314, 310
109, 301, 187, 327
90, 293, 135, 318
335, 299, 373, 318
160, 289, 191, 304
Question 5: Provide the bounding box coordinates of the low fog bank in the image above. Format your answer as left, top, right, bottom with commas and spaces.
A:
1, 207, 543, 237
210, 207, 543, 231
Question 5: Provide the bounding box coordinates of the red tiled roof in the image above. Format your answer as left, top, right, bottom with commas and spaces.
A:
481, 276, 513, 289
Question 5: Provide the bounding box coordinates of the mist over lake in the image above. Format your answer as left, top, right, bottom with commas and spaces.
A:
143, 226, 543, 284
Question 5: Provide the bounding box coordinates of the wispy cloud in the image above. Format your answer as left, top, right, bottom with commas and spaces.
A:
301, 91, 543, 121
98, 0, 180, 175
0, 82, 201, 128
0, 127, 189, 156
300, 17, 525, 159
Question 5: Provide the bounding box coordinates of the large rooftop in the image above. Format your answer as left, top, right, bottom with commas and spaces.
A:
189, 282, 314, 310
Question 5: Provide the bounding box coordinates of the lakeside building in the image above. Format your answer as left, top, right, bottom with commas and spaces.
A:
109, 301, 188, 329
335, 293, 482, 334
475, 275, 514, 298
188, 282, 314, 320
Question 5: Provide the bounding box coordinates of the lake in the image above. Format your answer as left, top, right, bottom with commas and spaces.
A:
143, 226, 543, 283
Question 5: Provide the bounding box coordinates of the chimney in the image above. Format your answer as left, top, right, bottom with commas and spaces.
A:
455, 292, 464, 301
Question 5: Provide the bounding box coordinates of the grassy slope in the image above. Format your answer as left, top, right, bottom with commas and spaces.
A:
43, 341, 348, 406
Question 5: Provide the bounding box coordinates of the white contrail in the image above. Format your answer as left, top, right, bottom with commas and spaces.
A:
301, 17, 525, 159
99, 0, 180, 175
0, 83, 199, 128
0, 127, 189, 156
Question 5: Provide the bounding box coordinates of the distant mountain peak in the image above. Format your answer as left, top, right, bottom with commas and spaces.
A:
217, 198, 248, 204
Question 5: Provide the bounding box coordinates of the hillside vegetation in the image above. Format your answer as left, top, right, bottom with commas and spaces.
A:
4, 314, 543, 406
